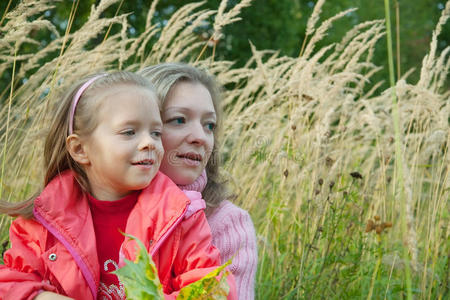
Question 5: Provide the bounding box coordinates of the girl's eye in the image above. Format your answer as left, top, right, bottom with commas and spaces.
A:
151, 131, 162, 138
121, 129, 135, 136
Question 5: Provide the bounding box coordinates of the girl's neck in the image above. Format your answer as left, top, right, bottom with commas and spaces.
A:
88, 190, 139, 203
89, 186, 137, 202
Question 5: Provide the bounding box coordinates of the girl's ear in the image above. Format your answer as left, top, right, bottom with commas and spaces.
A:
66, 134, 90, 165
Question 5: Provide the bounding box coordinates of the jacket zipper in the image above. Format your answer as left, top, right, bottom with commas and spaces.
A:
33, 205, 98, 299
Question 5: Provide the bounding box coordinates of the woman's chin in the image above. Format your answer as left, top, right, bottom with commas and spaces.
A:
165, 169, 200, 186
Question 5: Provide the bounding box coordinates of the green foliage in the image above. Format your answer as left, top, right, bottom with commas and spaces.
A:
0, 1, 448, 299
113, 234, 231, 300
177, 260, 231, 300
112, 234, 165, 300
1, 0, 447, 94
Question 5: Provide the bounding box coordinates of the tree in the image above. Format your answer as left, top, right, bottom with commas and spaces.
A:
1, 0, 448, 94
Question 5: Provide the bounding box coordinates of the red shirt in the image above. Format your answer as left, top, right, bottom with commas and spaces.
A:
88, 191, 138, 299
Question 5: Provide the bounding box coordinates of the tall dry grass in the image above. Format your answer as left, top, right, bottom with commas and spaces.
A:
0, 0, 448, 299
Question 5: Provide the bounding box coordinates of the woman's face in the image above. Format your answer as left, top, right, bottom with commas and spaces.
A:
160, 81, 216, 185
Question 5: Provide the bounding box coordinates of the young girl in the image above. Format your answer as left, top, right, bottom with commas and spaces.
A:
139, 63, 258, 300
0, 71, 236, 300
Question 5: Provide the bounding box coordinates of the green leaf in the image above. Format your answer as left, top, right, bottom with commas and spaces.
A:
112, 233, 165, 300
176, 259, 232, 300
113, 233, 232, 300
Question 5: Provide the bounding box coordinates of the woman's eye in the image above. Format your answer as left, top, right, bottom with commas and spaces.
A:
206, 122, 216, 131
168, 117, 185, 125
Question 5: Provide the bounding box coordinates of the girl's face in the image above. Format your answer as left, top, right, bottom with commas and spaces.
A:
81, 85, 164, 200
160, 81, 216, 185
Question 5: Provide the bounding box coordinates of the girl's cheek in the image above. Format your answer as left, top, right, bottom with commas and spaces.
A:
157, 144, 165, 161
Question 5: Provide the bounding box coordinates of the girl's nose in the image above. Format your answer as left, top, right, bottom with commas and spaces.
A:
138, 133, 156, 150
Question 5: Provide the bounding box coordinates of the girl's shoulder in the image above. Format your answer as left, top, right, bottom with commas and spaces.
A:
10, 216, 46, 236
7, 216, 49, 255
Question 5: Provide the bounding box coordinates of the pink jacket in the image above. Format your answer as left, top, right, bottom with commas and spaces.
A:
0, 171, 236, 299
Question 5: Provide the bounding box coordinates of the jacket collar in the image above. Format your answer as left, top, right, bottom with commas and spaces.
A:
121, 171, 190, 260
33, 170, 191, 298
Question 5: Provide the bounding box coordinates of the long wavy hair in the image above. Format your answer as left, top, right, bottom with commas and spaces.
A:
138, 62, 233, 214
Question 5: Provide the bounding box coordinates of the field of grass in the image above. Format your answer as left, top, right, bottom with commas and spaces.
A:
0, 0, 448, 299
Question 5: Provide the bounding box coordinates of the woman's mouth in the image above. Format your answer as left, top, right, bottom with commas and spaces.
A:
176, 152, 202, 166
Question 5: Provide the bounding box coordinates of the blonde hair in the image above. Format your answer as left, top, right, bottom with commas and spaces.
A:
138, 63, 231, 213
0, 71, 156, 217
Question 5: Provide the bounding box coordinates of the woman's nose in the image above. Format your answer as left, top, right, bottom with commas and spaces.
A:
186, 122, 207, 145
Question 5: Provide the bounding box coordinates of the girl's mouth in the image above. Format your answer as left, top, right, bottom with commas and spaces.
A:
132, 159, 155, 166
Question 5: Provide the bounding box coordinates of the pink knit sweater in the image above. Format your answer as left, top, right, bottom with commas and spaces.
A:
179, 172, 258, 300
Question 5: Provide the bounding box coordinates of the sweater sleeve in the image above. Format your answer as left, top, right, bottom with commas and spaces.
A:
208, 202, 258, 300
170, 210, 237, 300
0, 218, 58, 300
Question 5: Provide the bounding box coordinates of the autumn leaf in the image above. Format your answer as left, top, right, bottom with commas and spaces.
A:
112, 233, 165, 300
113, 233, 231, 300
176, 259, 231, 300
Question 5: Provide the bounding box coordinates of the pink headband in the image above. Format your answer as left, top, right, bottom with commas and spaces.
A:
68, 74, 106, 135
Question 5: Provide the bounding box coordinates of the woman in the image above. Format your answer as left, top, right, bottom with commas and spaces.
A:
139, 63, 258, 300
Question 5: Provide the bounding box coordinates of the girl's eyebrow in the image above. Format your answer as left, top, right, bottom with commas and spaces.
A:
115, 119, 163, 128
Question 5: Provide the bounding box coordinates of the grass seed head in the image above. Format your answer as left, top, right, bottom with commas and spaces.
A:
350, 171, 363, 179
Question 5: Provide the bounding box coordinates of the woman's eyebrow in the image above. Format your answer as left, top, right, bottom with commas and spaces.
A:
164, 107, 216, 116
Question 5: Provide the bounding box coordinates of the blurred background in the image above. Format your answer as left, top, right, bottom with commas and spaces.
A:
1, 0, 449, 94
0, 1, 448, 299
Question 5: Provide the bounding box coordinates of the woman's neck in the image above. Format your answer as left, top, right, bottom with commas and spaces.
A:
177, 170, 207, 192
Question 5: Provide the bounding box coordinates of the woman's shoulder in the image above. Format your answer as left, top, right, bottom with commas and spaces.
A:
207, 200, 258, 271
208, 200, 250, 219
207, 200, 254, 232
